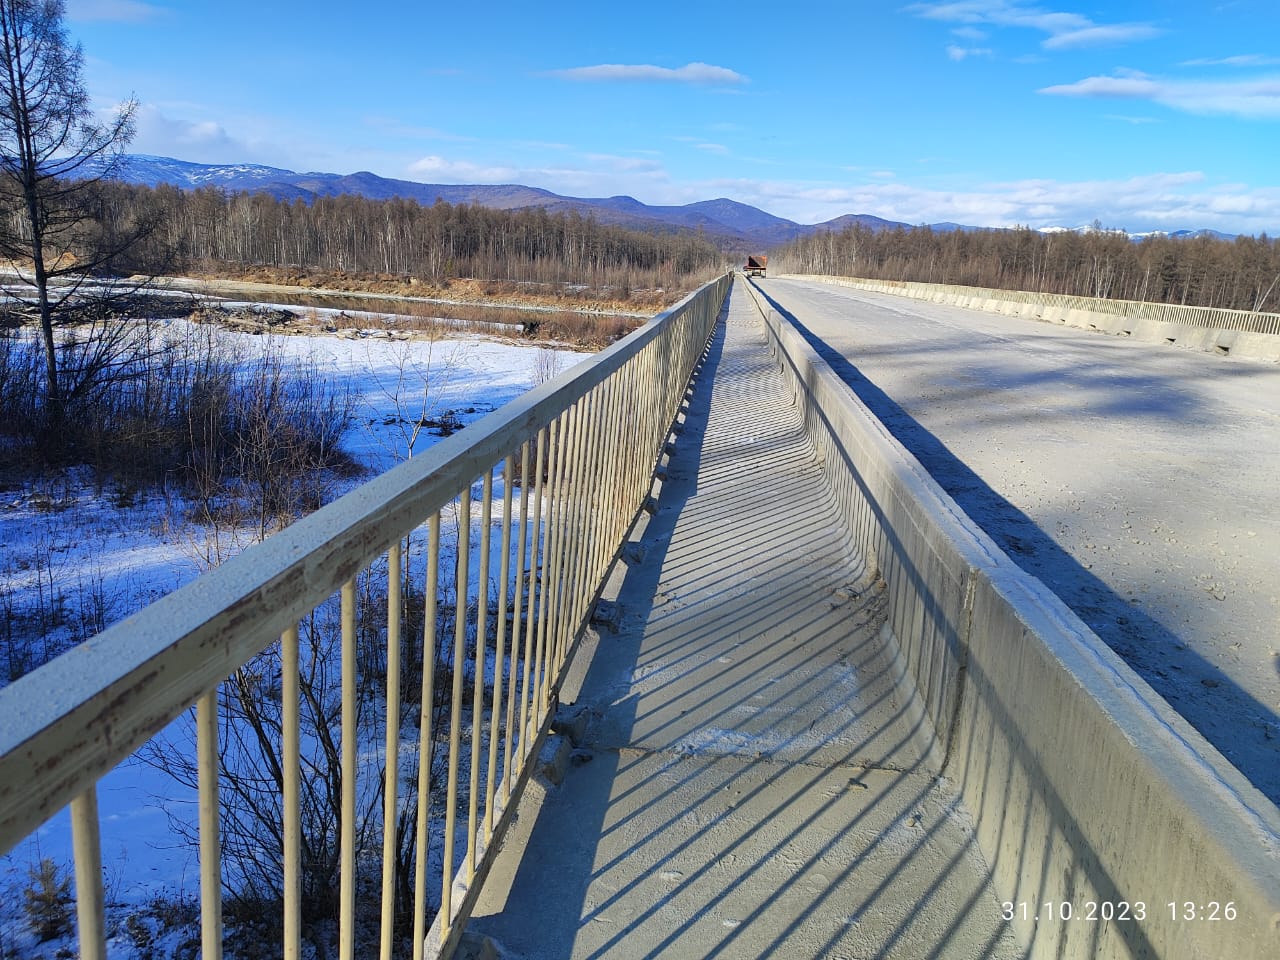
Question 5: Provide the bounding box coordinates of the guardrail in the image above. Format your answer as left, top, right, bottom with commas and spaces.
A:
0, 273, 731, 960
783, 274, 1280, 335
744, 279, 1280, 959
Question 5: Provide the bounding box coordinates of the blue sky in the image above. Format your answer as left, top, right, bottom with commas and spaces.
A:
68, 0, 1280, 233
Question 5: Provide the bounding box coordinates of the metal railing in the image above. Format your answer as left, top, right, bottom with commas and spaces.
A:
785, 274, 1280, 335
0, 273, 731, 960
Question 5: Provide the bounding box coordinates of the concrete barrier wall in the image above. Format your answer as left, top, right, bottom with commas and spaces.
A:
749, 286, 1280, 959
782, 274, 1280, 363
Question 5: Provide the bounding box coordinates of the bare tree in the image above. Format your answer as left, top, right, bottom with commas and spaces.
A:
0, 0, 144, 427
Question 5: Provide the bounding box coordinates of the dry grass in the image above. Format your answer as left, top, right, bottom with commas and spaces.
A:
182, 264, 698, 314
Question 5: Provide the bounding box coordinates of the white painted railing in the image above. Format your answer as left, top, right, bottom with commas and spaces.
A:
0, 273, 731, 960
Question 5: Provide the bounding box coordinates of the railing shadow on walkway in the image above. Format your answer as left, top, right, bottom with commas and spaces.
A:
469, 285, 1023, 959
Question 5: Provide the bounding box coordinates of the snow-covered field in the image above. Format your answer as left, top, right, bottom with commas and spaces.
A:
0, 313, 587, 957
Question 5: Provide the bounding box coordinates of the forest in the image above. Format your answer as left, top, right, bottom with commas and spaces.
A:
769, 221, 1280, 314
92, 181, 728, 299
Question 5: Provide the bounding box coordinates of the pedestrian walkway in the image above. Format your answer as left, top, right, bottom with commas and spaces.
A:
469, 282, 1022, 959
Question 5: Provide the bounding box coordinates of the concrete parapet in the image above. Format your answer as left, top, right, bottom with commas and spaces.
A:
748, 283, 1280, 959
958, 564, 1280, 959
783, 274, 1280, 363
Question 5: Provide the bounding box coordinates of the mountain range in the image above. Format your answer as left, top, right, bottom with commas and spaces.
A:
97, 154, 1233, 249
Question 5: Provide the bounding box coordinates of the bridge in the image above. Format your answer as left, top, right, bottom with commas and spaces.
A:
1, 274, 1278, 959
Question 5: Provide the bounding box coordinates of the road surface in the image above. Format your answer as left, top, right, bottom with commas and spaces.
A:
755, 276, 1280, 805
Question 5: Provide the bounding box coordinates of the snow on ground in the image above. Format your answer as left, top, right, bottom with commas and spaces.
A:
0, 317, 587, 953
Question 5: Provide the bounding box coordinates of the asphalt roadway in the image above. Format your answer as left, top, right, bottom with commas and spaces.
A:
754, 276, 1280, 806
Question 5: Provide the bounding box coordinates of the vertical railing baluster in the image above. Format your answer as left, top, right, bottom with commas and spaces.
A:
556, 406, 580, 676
282, 625, 301, 960
541, 409, 572, 709
590, 379, 615, 591
487, 455, 515, 835
197, 687, 222, 960
578, 384, 608, 626
563, 392, 590, 646
506, 440, 532, 778
442, 486, 471, 933
550, 401, 581, 673
531, 420, 557, 728
381, 541, 403, 960
469, 472, 493, 880
507, 441, 532, 797
521, 429, 547, 749
340, 578, 357, 960
615, 359, 639, 546
70, 787, 106, 960
412, 514, 441, 960
572, 393, 594, 644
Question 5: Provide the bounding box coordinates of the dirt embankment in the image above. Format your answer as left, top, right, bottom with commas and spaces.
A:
166, 265, 688, 314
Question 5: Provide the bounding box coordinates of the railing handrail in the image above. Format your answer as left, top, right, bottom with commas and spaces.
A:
0, 273, 732, 857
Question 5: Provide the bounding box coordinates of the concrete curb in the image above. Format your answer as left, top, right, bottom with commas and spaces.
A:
745, 280, 1280, 959
782, 274, 1280, 363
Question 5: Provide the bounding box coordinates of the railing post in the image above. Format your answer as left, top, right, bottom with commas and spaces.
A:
340, 578, 358, 960
486, 455, 515, 837
442, 486, 471, 932
468, 473, 493, 880
197, 688, 222, 960
70, 787, 106, 960
412, 513, 441, 960
380, 541, 403, 960
282, 625, 301, 960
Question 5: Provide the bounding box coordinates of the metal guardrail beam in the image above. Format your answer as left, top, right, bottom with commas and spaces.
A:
0, 273, 731, 959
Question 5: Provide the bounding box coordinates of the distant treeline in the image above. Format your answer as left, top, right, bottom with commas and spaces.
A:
91, 182, 726, 294
770, 223, 1280, 313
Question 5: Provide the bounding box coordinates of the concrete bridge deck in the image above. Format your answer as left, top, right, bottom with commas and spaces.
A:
469, 283, 1021, 958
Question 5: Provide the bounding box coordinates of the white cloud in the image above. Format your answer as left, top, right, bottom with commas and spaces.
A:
406, 152, 671, 196
1040, 72, 1280, 118
947, 44, 994, 60
674, 169, 1280, 236
696, 143, 729, 154
1181, 54, 1280, 68
125, 102, 322, 170
584, 153, 665, 173
407, 156, 522, 183
1040, 72, 1161, 98
131, 103, 246, 158
1042, 24, 1161, 49
551, 62, 748, 85
518, 140, 573, 151
247, 143, 1280, 237
1104, 114, 1160, 124
67, 0, 166, 22
404, 152, 1277, 234
908, 1, 1159, 50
